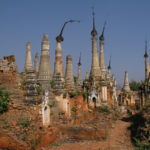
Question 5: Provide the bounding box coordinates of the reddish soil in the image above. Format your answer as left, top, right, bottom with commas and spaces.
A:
50, 118, 135, 150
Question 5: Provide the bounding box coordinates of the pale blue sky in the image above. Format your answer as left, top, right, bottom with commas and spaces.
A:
0, 0, 150, 86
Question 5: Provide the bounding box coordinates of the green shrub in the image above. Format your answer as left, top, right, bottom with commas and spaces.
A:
36, 86, 42, 94
99, 106, 109, 113
0, 88, 10, 114
82, 91, 88, 99
71, 104, 78, 122
31, 137, 41, 150
50, 80, 55, 88
128, 94, 131, 99
143, 104, 149, 112
18, 117, 31, 128
68, 91, 77, 98
133, 137, 150, 150
68, 90, 81, 98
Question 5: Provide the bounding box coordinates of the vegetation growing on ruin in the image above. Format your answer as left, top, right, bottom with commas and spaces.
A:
82, 91, 88, 99
99, 106, 109, 113
71, 104, 78, 123
50, 80, 55, 88
68, 90, 81, 98
17, 116, 32, 128
74, 76, 77, 84
0, 88, 10, 114
36, 86, 42, 94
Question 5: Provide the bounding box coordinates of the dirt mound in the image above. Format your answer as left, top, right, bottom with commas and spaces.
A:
0, 132, 27, 150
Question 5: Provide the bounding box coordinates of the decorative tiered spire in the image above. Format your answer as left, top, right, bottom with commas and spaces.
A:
78, 52, 81, 66
144, 40, 148, 58
38, 34, 52, 84
77, 53, 82, 88
99, 21, 106, 41
99, 21, 107, 76
91, 7, 97, 37
144, 40, 150, 80
54, 20, 80, 81
90, 8, 101, 79
108, 56, 111, 72
56, 20, 80, 42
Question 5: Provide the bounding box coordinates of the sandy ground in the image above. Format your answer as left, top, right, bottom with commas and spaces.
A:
50, 118, 134, 150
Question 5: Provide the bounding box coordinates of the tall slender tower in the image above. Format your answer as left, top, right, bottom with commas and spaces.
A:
90, 8, 101, 80
144, 40, 149, 80
107, 56, 111, 77
53, 20, 80, 82
24, 42, 37, 103
77, 53, 82, 88
99, 22, 106, 77
54, 41, 64, 80
24, 42, 33, 72
34, 52, 39, 74
123, 71, 130, 91
38, 34, 52, 83
65, 55, 74, 88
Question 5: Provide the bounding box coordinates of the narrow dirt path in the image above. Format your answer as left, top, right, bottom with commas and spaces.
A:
50, 118, 135, 150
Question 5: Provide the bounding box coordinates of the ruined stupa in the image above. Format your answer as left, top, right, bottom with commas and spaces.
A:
24, 42, 33, 72
65, 55, 74, 89
38, 34, 52, 88
123, 71, 130, 91
24, 42, 37, 103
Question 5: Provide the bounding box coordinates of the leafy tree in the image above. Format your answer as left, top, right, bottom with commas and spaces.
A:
0, 88, 10, 114
129, 80, 144, 91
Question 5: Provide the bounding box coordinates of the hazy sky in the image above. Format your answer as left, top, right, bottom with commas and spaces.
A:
0, 0, 150, 86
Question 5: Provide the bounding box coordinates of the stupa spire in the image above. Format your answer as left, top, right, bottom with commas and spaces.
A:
91, 7, 97, 37
99, 21, 107, 76
90, 8, 101, 79
108, 56, 111, 74
144, 40, 150, 80
65, 55, 74, 89
123, 71, 130, 91
38, 34, 52, 85
77, 53, 82, 88
54, 20, 80, 81
34, 52, 39, 74
24, 42, 33, 72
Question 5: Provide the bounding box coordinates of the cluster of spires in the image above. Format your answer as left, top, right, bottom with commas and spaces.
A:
90, 8, 111, 80
24, 8, 138, 96
24, 20, 81, 90
23, 8, 140, 106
